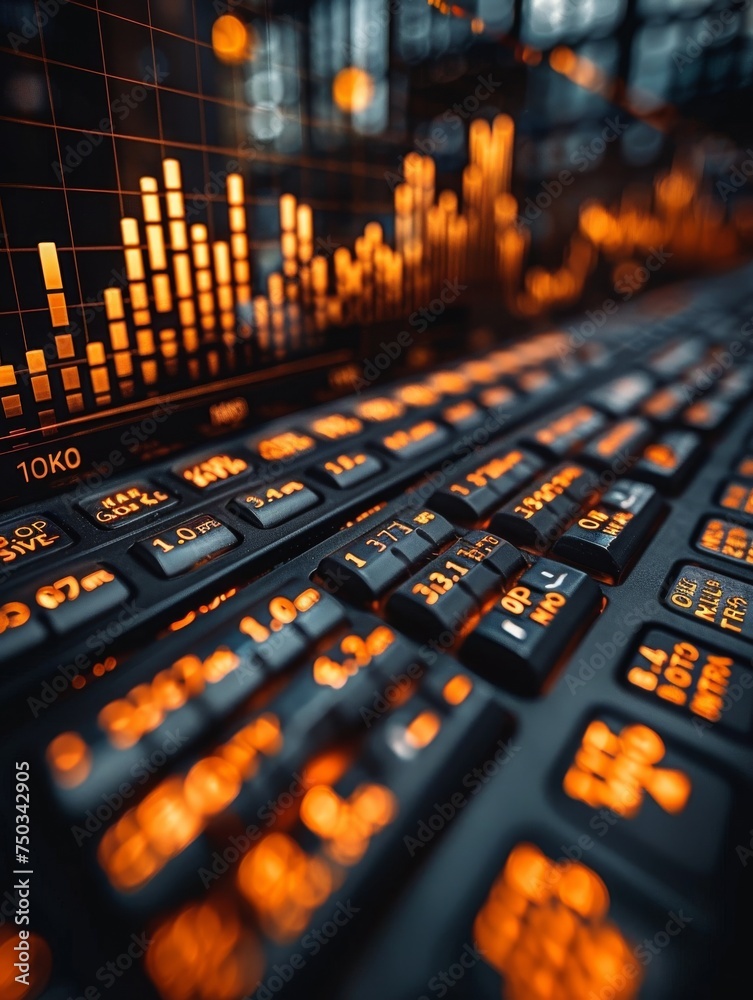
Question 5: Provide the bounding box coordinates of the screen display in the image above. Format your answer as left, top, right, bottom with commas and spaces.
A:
1, 0, 750, 507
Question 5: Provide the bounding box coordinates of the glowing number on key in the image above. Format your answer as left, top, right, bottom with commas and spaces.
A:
413, 583, 439, 606
345, 552, 367, 568
153, 537, 175, 554
176, 527, 197, 542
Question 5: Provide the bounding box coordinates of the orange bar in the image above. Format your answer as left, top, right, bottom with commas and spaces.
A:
38, 242, 63, 289
47, 291, 69, 328
163, 158, 182, 190
103, 287, 124, 320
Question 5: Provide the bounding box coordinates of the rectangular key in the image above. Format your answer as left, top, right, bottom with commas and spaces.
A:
135, 514, 241, 577
311, 450, 383, 489
696, 517, 753, 568
632, 431, 700, 491
387, 532, 526, 636
34, 564, 130, 635
378, 419, 449, 460
307, 411, 364, 441
429, 448, 543, 522
552, 479, 662, 582
318, 509, 455, 602
174, 451, 251, 490
640, 384, 688, 422
0, 514, 73, 573
681, 398, 733, 431
250, 429, 317, 463
0, 599, 46, 659
665, 565, 753, 641
580, 417, 653, 471
588, 372, 654, 416
232, 479, 319, 528
489, 464, 600, 552
718, 480, 753, 517
521, 405, 607, 459
78, 481, 177, 530
440, 399, 486, 433
623, 629, 753, 737
462, 559, 601, 695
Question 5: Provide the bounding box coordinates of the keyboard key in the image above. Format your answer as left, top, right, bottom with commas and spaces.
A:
665, 564, 753, 641
681, 397, 733, 431
462, 559, 601, 694
318, 509, 455, 602
552, 479, 662, 581
0, 514, 73, 573
696, 516, 753, 568
641, 383, 689, 421
34, 564, 130, 635
647, 337, 706, 378
135, 514, 241, 577
78, 481, 177, 529
387, 532, 526, 636
489, 463, 600, 552
718, 479, 753, 517
174, 451, 251, 491
521, 404, 607, 459
429, 448, 543, 522
250, 429, 317, 462
232, 479, 319, 528
440, 399, 485, 433
632, 430, 700, 491
378, 419, 449, 460
307, 412, 363, 441
734, 455, 753, 479
0, 599, 46, 659
475, 843, 644, 1000
561, 714, 731, 880
623, 629, 753, 737
588, 372, 654, 416
580, 416, 653, 470
311, 450, 382, 489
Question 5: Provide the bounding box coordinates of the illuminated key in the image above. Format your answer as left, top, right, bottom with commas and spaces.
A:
78, 482, 177, 530
665, 564, 753, 641
232, 479, 319, 528
175, 451, 251, 491
0, 515, 73, 571
135, 514, 240, 578
35, 564, 130, 635
623, 629, 753, 736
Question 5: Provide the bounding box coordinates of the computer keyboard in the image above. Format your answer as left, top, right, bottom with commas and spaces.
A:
2, 265, 753, 1000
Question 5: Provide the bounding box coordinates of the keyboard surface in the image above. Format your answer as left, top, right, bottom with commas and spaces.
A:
2, 265, 753, 1000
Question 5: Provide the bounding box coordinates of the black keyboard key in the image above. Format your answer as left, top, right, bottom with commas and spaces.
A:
696, 516, 753, 568
681, 398, 733, 431
387, 532, 526, 636
623, 629, 753, 737
647, 337, 706, 378
632, 431, 700, 490
135, 513, 241, 577
311, 450, 383, 489
561, 713, 730, 882
232, 478, 319, 527
250, 429, 317, 462
0, 514, 73, 573
318, 509, 455, 602
553, 479, 662, 581
174, 451, 251, 491
35, 564, 130, 635
489, 464, 600, 552
378, 419, 449, 461
719, 479, 753, 517
440, 399, 485, 433
462, 559, 601, 694
641, 383, 689, 422
78, 481, 177, 530
580, 416, 653, 470
307, 411, 364, 441
588, 372, 654, 416
429, 448, 543, 522
0, 599, 46, 659
521, 404, 607, 459
665, 564, 753, 641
